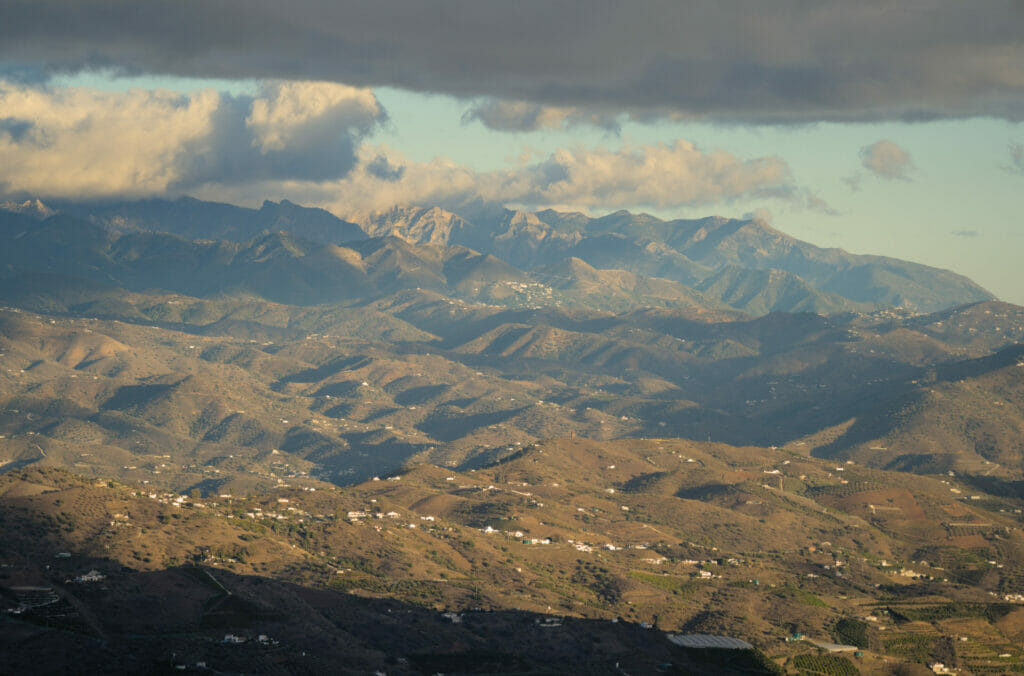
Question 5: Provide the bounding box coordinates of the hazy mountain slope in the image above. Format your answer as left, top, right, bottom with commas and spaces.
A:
532, 257, 738, 315
695, 265, 874, 315
367, 206, 714, 284
646, 215, 992, 313
813, 344, 1024, 475
59, 195, 367, 244
360, 204, 472, 246
818, 261, 990, 311
0, 214, 453, 305
0, 211, 741, 316
0, 213, 120, 283
363, 205, 994, 314
10, 196, 996, 316
442, 247, 531, 293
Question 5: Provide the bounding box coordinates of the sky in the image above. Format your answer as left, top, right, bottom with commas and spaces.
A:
1, 1, 1023, 303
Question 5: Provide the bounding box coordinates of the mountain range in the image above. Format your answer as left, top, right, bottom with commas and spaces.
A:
1, 196, 1019, 484
1, 195, 1021, 674
6, 196, 991, 316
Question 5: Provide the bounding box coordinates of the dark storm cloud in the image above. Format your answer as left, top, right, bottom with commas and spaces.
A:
3, 1, 1024, 124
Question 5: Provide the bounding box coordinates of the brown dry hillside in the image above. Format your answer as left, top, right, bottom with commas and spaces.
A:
2, 432, 1023, 673
3, 285, 1024, 490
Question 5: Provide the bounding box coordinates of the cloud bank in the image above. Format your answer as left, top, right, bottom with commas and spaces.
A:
0, 79, 805, 217
3, 1, 1024, 124
0, 80, 383, 199
193, 140, 798, 219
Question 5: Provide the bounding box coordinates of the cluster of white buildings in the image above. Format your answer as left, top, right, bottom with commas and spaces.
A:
222, 633, 278, 645
71, 569, 106, 583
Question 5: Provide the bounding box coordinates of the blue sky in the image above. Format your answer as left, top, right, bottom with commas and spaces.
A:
2, 2, 1023, 303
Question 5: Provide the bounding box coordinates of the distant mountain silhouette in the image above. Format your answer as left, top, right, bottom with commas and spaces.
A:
12, 196, 994, 315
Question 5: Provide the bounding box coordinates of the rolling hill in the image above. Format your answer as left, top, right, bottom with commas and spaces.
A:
1, 278, 1021, 488
2, 433, 1022, 673
1, 194, 1022, 674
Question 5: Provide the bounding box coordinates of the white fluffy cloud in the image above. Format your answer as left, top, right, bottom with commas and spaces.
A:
860, 140, 914, 181
0, 84, 221, 198
0, 80, 384, 199
247, 80, 382, 153
196, 140, 797, 218
0, 79, 807, 216
493, 141, 794, 209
